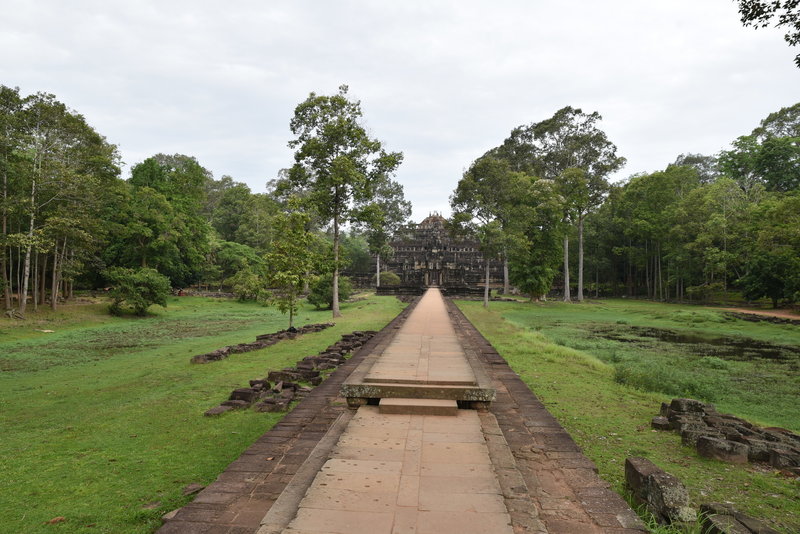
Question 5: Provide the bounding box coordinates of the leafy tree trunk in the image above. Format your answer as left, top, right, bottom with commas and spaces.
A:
483, 257, 490, 309
1, 167, 9, 310
39, 253, 47, 305
18, 178, 36, 317
32, 252, 38, 312
563, 234, 570, 302
376, 252, 381, 288
577, 216, 584, 301
332, 211, 342, 318
503, 253, 509, 295
50, 239, 60, 311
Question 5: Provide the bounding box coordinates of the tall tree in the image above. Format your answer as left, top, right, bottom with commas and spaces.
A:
0, 86, 23, 310
451, 155, 526, 295
285, 85, 403, 317
498, 106, 624, 301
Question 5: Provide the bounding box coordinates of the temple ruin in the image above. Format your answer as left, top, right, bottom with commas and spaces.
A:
382, 212, 504, 290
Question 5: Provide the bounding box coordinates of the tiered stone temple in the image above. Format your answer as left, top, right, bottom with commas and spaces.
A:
341, 287, 496, 411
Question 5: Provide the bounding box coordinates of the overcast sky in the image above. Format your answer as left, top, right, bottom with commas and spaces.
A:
2, 0, 798, 220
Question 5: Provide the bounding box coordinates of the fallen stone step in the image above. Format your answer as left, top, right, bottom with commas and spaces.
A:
378, 397, 458, 416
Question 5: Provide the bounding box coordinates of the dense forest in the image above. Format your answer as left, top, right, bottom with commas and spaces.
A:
1, 83, 798, 316
0, 85, 403, 318
453, 103, 800, 308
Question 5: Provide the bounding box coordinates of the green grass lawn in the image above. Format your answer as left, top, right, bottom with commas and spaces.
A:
457, 298, 800, 533
0, 294, 405, 534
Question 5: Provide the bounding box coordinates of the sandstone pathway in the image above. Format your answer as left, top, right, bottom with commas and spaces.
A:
159, 288, 646, 534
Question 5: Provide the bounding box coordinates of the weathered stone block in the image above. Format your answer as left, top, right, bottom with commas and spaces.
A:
267, 370, 302, 383
651, 416, 672, 430
700, 503, 780, 534
249, 379, 270, 389
204, 405, 233, 416
681, 429, 721, 447
221, 399, 250, 409
702, 514, 751, 534
696, 437, 749, 464
649, 471, 696, 522
229, 388, 259, 403
769, 448, 800, 469
624, 457, 696, 523
670, 398, 710, 414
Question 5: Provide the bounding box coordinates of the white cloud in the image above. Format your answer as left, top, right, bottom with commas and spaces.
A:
1, 0, 797, 220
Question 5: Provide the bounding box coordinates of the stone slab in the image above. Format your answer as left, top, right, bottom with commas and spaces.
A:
379, 398, 458, 416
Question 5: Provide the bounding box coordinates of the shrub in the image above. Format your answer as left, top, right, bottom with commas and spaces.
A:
226, 268, 268, 303
378, 271, 401, 286
105, 267, 171, 316
308, 273, 352, 310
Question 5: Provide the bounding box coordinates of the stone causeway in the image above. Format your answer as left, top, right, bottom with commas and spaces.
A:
159, 288, 646, 534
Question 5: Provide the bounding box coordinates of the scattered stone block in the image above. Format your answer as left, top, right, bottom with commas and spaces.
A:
700, 503, 780, 534
703, 514, 752, 534
681, 429, 721, 447
696, 437, 749, 464
221, 399, 250, 409
267, 370, 302, 383
624, 457, 696, 524
204, 405, 233, 416
229, 388, 259, 403
651, 416, 671, 430
769, 449, 800, 469
670, 398, 710, 413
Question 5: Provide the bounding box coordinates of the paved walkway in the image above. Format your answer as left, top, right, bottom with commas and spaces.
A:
364, 288, 475, 386
160, 288, 646, 533
272, 407, 513, 534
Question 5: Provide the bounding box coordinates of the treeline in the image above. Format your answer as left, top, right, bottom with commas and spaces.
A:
0, 85, 407, 317
453, 103, 800, 308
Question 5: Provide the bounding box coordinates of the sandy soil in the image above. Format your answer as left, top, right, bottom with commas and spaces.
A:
717, 307, 800, 320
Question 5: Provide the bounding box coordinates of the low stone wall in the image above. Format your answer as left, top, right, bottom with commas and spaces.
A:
190, 323, 334, 364
651, 398, 800, 473
203, 330, 377, 416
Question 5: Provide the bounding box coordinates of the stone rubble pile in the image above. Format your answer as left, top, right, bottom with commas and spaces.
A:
203, 330, 376, 416
190, 323, 334, 364
699, 503, 780, 534
651, 398, 800, 473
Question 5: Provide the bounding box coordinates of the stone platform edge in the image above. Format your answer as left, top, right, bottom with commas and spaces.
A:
157, 295, 422, 534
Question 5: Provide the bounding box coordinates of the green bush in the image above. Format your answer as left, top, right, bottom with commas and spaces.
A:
308, 273, 352, 310
105, 267, 171, 316
226, 268, 268, 303
377, 271, 401, 286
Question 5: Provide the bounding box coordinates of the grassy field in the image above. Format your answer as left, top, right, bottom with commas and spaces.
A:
457, 298, 800, 533
0, 293, 405, 534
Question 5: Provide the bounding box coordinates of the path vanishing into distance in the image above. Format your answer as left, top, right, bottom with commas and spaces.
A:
160, 288, 646, 534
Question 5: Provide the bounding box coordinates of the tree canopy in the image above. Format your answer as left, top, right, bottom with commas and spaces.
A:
283, 85, 405, 317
